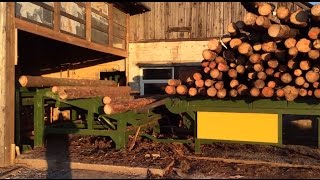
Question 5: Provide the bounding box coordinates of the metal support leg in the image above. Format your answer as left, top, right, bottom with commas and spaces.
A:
278, 114, 283, 146
115, 120, 127, 150
71, 109, 77, 121
34, 93, 45, 147
87, 111, 94, 130
318, 117, 320, 149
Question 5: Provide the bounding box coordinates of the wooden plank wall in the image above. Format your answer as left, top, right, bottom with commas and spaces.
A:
129, 2, 304, 42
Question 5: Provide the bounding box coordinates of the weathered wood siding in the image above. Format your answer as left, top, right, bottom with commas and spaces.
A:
129, 2, 304, 42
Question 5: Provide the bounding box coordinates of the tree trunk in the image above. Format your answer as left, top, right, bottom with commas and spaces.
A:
207, 87, 217, 97
188, 87, 198, 97
57, 86, 131, 100
165, 85, 176, 95
19, 75, 117, 87
244, 12, 258, 26
176, 85, 188, 95
276, 6, 290, 21
103, 97, 157, 115
311, 4, 320, 22
296, 38, 312, 53
290, 10, 309, 27
262, 41, 277, 52
284, 38, 297, 49
102, 95, 135, 104
168, 79, 182, 86
268, 24, 297, 38
256, 16, 271, 28
257, 3, 273, 16
308, 27, 320, 40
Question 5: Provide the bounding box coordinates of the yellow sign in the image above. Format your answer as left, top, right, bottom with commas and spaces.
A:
197, 112, 279, 143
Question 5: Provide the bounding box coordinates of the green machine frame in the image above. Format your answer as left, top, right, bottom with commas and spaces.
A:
164, 97, 320, 153
15, 88, 320, 154
16, 88, 163, 150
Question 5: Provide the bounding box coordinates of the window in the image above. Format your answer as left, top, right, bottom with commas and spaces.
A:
140, 67, 174, 95
112, 7, 127, 49
15, 2, 54, 28
91, 2, 109, 45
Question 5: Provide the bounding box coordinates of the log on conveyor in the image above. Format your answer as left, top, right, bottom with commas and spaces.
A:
19, 75, 117, 87
56, 86, 132, 100
103, 97, 157, 115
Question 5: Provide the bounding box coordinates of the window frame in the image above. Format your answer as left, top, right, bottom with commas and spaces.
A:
139, 67, 174, 95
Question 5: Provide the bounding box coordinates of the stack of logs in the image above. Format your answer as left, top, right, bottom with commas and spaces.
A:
165, 3, 320, 102
18, 75, 157, 115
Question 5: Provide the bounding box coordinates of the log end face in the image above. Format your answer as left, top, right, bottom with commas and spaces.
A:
18, 75, 28, 87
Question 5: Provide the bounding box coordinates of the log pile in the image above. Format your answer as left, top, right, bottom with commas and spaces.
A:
19, 75, 157, 115
165, 3, 320, 102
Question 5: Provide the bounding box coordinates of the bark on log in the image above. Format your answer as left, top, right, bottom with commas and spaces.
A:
58, 86, 131, 100
102, 95, 135, 104
237, 84, 249, 95
103, 97, 157, 115
311, 4, 320, 21
268, 24, 297, 38
261, 53, 272, 61
290, 10, 309, 27
19, 75, 117, 87
287, 59, 298, 69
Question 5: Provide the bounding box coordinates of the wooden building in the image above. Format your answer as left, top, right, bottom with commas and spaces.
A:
0, 1, 314, 167
0, 2, 149, 167
127, 2, 313, 95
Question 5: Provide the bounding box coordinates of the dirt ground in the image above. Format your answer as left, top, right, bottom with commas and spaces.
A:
12, 133, 320, 179
11, 105, 320, 179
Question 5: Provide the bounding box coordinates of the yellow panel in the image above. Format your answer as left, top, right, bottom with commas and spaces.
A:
197, 112, 279, 143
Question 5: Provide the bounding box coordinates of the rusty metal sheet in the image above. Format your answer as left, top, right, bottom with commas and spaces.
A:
15, 2, 53, 26
60, 2, 85, 20
91, 2, 108, 16
60, 15, 85, 37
